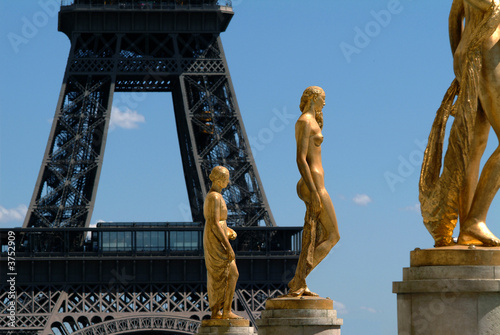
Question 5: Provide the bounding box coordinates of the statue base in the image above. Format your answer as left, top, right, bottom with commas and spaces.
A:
393, 246, 500, 335
256, 296, 343, 335
197, 319, 254, 335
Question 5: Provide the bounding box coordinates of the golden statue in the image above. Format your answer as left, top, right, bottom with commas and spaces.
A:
284, 86, 340, 297
203, 166, 242, 319
420, 0, 500, 246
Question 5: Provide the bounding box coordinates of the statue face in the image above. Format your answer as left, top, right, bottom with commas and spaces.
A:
221, 174, 230, 188
215, 173, 229, 189
315, 93, 326, 110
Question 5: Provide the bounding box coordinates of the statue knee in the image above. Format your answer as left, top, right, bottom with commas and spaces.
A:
229, 263, 239, 279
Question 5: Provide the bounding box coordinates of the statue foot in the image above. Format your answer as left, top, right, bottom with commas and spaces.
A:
289, 287, 306, 297
458, 221, 500, 246
278, 286, 306, 298
457, 234, 483, 246
278, 276, 311, 297
434, 236, 455, 247
280, 286, 318, 298
211, 310, 223, 319
302, 287, 319, 297
222, 312, 243, 319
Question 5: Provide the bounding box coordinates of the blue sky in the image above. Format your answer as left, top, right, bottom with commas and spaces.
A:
2, 1, 500, 334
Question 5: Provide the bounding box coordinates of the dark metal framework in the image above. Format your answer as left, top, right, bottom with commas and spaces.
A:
7, 2, 291, 335
0, 226, 301, 334
24, 0, 275, 229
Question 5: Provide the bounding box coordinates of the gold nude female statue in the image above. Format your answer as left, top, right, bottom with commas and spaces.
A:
203, 166, 242, 319
420, 0, 500, 246
285, 86, 340, 297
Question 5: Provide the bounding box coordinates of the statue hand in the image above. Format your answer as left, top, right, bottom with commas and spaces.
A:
227, 228, 237, 240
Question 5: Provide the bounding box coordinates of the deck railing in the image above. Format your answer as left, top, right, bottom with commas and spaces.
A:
0, 225, 302, 257
60, 0, 233, 10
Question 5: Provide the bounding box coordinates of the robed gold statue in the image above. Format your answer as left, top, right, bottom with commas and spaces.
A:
284, 86, 340, 297
420, 0, 500, 246
203, 166, 243, 319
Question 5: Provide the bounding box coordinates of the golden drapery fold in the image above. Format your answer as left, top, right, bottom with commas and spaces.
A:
204, 220, 231, 311
419, 1, 500, 246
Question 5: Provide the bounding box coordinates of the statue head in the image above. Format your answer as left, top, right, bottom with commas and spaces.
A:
299, 86, 325, 129
299, 86, 325, 112
209, 166, 230, 188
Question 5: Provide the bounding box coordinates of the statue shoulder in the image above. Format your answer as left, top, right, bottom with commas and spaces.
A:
296, 115, 313, 128
206, 191, 223, 203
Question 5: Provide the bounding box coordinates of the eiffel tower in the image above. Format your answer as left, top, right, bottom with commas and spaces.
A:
24, 0, 274, 230
0, 1, 301, 334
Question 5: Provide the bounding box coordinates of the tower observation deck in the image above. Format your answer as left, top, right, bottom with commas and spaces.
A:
1, 224, 301, 334
0, 1, 299, 334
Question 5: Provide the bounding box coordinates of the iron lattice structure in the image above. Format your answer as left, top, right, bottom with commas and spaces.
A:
0, 282, 288, 335
2, 2, 299, 335
0, 226, 301, 334
0, 282, 287, 335
24, 0, 276, 230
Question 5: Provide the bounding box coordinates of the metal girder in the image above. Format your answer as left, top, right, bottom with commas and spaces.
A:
1, 224, 301, 334
17, 4, 281, 335
25, 23, 275, 229
174, 70, 276, 226
0, 282, 288, 334
24, 73, 114, 229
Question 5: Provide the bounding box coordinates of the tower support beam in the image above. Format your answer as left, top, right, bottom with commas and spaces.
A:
25, 3, 275, 229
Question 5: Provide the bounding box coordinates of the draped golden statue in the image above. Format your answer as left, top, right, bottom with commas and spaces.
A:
284, 86, 340, 297
420, 0, 500, 246
203, 166, 243, 319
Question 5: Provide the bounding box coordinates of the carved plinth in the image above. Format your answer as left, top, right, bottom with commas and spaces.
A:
197, 319, 254, 335
393, 246, 500, 335
256, 297, 343, 335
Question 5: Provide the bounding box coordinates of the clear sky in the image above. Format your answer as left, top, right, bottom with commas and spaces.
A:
2, 1, 500, 334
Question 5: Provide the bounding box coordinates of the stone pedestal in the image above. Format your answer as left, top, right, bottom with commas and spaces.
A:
256, 296, 343, 335
197, 319, 254, 335
393, 246, 500, 335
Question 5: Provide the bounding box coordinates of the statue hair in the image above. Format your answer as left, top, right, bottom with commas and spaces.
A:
299, 86, 325, 113
209, 166, 229, 183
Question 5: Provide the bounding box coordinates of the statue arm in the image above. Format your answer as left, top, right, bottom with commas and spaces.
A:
206, 194, 234, 260
449, 0, 464, 55
296, 118, 322, 213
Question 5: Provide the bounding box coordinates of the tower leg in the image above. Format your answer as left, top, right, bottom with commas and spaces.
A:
24, 74, 114, 229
